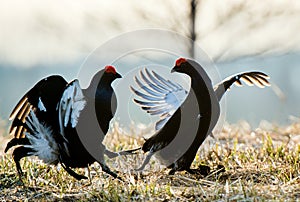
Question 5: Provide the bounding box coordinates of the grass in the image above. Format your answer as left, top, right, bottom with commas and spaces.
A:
1, 120, 300, 201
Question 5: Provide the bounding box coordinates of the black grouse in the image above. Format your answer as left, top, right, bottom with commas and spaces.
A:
5, 66, 124, 180
130, 58, 270, 174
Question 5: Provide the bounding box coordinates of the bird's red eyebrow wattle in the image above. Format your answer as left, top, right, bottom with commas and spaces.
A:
105, 65, 117, 74
175, 58, 187, 66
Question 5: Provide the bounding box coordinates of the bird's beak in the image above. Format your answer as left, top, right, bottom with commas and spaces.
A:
116, 73, 122, 79
171, 66, 177, 73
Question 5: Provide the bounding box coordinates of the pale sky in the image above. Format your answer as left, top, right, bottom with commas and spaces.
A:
0, 0, 299, 68
0, 0, 299, 138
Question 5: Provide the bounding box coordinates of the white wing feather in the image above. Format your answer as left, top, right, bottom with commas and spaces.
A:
58, 80, 86, 136
131, 68, 188, 131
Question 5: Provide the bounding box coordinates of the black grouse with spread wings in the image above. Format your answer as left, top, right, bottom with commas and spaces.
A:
5, 66, 124, 180
131, 58, 270, 174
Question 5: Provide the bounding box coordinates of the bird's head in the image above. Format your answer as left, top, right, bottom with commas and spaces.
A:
87, 65, 122, 93
171, 58, 190, 74
104, 65, 122, 81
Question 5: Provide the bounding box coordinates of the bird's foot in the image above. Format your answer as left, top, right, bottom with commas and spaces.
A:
134, 167, 144, 172
215, 164, 225, 175
168, 169, 176, 175
104, 147, 140, 159
185, 165, 211, 176
99, 162, 123, 182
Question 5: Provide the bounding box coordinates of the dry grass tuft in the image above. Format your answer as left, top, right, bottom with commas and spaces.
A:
1, 120, 300, 201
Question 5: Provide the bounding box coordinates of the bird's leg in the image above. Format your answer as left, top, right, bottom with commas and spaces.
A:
135, 151, 154, 171
104, 147, 141, 159
61, 164, 88, 180
184, 165, 211, 176
58, 156, 87, 180
98, 161, 123, 181
168, 167, 178, 175
168, 168, 176, 175
118, 147, 141, 155
208, 132, 216, 139
12, 146, 34, 181
83, 165, 92, 186
167, 163, 178, 175
87, 165, 92, 185
103, 149, 119, 158
185, 168, 197, 175
169, 166, 210, 176
196, 165, 211, 176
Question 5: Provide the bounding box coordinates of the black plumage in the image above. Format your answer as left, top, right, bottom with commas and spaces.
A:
5, 66, 123, 180
131, 58, 270, 174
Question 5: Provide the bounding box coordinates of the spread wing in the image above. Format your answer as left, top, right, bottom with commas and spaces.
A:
8, 75, 68, 139
58, 79, 86, 137
214, 71, 270, 101
131, 68, 188, 131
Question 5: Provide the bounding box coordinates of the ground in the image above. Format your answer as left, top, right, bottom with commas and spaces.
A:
1, 120, 300, 201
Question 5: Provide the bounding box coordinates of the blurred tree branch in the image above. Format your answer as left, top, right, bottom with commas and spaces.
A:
189, 0, 197, 58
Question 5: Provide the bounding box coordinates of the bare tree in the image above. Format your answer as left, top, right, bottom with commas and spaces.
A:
134, 0, 200, 58
189, 0, 197, 58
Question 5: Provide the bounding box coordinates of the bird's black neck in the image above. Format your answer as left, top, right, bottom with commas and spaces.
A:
187, 64, 213, 144
84, 74, 116, 135
189, 67, 211, 97
94, 82, 114, 135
